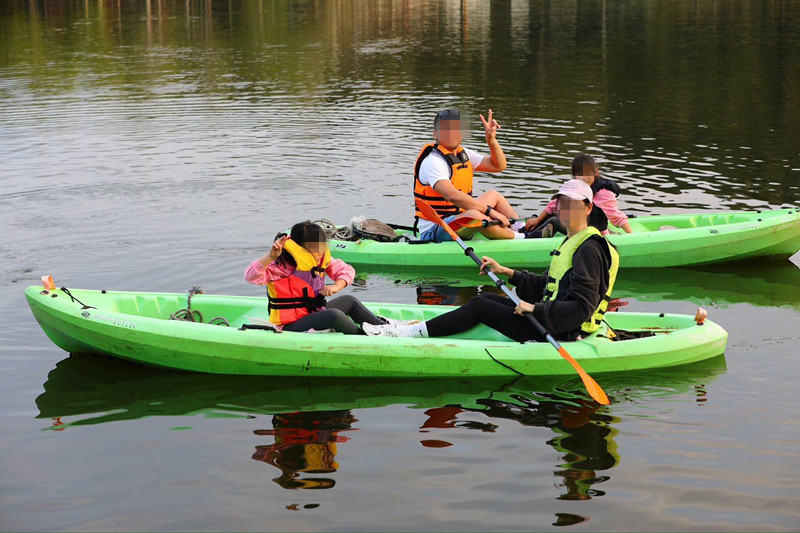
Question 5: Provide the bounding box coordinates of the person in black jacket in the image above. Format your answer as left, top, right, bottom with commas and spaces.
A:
364, 180, 615, 342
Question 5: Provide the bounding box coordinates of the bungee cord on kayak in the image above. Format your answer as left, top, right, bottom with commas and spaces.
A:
60, 287, 96, 310
168, 286, 230, 327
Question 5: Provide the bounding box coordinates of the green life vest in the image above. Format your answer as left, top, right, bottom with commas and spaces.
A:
543, 226, 620, 334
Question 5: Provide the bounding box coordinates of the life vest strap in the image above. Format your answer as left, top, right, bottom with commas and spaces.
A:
268, 294, 326, 311
414, 192, 452, 201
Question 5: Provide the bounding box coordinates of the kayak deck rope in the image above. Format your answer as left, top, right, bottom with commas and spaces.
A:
313, 218, 356, 241
60, 287, 96, 310
169, 286, 230, 327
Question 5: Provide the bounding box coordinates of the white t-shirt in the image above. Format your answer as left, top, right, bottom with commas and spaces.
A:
416, 147, 485, 234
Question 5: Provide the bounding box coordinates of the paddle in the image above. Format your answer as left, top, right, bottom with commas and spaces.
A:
415, 200, 610, 406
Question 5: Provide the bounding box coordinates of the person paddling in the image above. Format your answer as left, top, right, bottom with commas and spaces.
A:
245, 221, 405, 334
525, 154, 633, 238
365, 180, 619, 340
414, 108, 524, 242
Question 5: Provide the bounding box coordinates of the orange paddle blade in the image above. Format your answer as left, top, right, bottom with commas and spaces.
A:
558, 347, 610, 405
415, 200, 460, 241
447, 216, 484, 232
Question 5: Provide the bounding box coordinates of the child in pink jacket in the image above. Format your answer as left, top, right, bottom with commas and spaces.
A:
525, 154, 633, 237
245, 221, 391, 334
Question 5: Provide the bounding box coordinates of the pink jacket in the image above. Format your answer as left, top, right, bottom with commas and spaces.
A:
244, 257, 356, 287
544, 189, 628, 234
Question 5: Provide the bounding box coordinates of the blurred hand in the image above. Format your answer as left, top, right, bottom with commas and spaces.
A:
490, 210, 510, 227
268, 235, 289, 261
320, 285, 340, 297
479, 109, 501, 143
479, 256, 508, 276
514, 300, 535, 316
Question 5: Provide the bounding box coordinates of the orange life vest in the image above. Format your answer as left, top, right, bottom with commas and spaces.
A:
267, 239, 331, 326
413, 143, 474, 221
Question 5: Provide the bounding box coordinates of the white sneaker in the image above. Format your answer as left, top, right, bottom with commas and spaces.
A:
364, 322, 422, 337
363, 323, 400, 336
378, 316, 421, 326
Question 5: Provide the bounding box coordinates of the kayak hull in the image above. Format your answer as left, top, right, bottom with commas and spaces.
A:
26, 286, 728, 377
330, 209, 800, 269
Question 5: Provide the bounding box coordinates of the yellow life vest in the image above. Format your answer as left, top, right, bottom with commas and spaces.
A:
266, 239, 332, 326
413, 143, 474, 221
543, 226, 620, 334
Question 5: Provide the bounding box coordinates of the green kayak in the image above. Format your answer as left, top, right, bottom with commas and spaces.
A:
330, 208, 800, 269
26, 285, 727, 377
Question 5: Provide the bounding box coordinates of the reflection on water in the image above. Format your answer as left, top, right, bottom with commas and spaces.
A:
36, 354, 726, 504
253, 410, 357, 490
420, 396, 617, 501
481, 397, 617, 501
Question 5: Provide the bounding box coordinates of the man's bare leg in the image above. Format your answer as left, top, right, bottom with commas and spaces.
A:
476, 190, 519, 219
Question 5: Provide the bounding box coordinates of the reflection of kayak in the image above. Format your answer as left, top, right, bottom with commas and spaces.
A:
357, 261, 800, 310
617, 263, 800, 310
330, 209, 800, 269
26, 285, 727, 376
35, 356, 516, 427
36, 354, 726, 429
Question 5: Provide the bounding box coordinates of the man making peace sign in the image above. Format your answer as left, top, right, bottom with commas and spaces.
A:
413, 109, 523, 242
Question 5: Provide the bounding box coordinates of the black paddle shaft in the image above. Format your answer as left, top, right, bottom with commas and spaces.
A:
462, 246, 551, 341
480, 217, 526, 228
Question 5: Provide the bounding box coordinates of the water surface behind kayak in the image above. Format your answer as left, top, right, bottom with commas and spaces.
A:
1, 1, 799, 531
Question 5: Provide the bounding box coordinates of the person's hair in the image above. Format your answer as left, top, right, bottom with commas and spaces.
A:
571, 154, 599, 177
434, 109, 461, 131
273, 221, 327, 267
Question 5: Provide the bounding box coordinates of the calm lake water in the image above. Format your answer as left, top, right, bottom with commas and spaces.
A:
2, 1, 799, 531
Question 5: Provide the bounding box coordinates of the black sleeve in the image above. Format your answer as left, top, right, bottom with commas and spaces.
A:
532, 238, 609, 334
509, 269, 547, 303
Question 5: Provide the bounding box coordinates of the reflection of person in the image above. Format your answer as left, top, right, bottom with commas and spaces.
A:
448, 396, 619, 501
416, 284, 490, 306
414, 109, 524, 241
252, 410, 356, 490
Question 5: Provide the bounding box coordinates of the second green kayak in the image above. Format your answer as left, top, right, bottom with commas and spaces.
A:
329, 208, 800, 269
